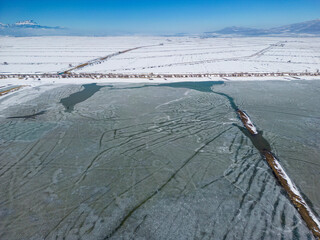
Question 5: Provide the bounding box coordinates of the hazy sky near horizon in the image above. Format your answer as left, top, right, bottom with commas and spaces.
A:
0, 0, 319, 34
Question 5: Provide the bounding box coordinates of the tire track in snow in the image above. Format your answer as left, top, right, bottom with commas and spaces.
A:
59, 43, 164, 74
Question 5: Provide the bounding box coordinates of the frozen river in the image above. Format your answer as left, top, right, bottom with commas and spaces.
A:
0, 80, 319, 239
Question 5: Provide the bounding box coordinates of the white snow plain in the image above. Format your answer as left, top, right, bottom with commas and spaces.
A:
0, 36, 320, 75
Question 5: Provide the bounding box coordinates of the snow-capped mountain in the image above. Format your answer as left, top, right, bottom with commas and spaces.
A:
213, 26, 266, 36
269, 19, 320, 34
0, 20, 67, 36
204, 19, 320, 37
0, 22, 9, 27
14, 20, 38, 26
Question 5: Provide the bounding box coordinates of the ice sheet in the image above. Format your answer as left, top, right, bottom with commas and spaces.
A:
0, 81, 319, 239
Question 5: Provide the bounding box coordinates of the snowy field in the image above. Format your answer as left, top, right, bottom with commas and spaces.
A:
0, 36, 162, 74
0, 36, 320, 75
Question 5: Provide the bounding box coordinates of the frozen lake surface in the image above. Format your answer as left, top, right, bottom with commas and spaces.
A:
0, 80, 319, 239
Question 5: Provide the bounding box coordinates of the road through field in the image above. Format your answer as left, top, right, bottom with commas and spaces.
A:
59, 43, 164, 74
112, 41, 287, 72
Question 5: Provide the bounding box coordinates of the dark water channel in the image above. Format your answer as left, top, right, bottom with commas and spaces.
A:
157, 81, 272, 152
122, 81, 277, 155
7, 110, 46, 120
60, 83, 106, 112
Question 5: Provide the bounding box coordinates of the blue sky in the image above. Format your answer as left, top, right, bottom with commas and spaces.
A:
0, 0, 319, 34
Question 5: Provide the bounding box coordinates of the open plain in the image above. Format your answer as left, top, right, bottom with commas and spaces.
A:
1, 36, 320, 76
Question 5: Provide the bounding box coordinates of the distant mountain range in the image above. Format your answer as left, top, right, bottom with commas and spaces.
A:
0, 20, 68, 36
1, 19, 320, 37
204, 19, 320, 37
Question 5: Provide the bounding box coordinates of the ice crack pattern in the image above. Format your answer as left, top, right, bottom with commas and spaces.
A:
0, 80, 320, 240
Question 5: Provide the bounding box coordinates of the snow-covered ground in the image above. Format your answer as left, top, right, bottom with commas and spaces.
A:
0, 36, 319, 75
0, 36, 163, 74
